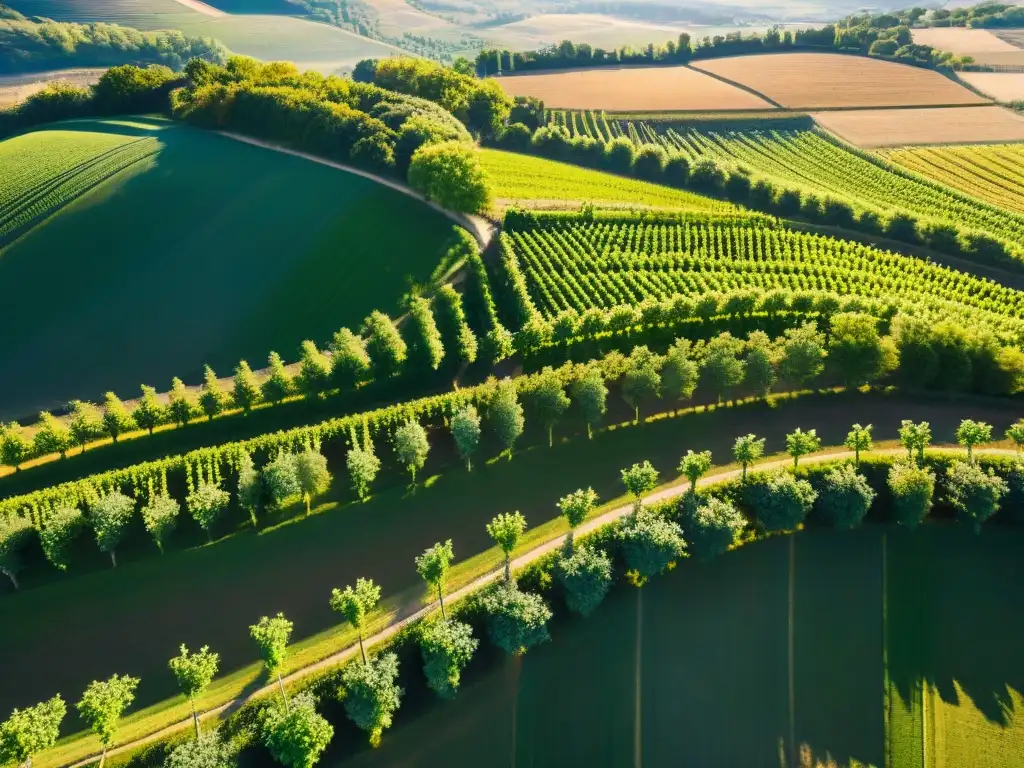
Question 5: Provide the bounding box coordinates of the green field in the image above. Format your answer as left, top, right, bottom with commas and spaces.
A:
480, 148, 742, 213
0, 117, 458, 420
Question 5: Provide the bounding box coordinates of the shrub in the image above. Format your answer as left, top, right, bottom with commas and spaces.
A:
664, 153, 690, 187
499, 122, 532, 150
681, 496, 745, 561
479, 582, 552, 655
945, 460, 1007, 534
633, 144, 668, 181
746, 472, 817, 532
340, 654, 402, 747
261, 692, 332, 768
888, 461, 935, 529
816, 464, 875, 529
419, 619, 478, 699
615, 513, 685, 581
557, 545, 613, 616
604, 137, 636, 174
408, 141, 492, 214
688, 159, 725, 194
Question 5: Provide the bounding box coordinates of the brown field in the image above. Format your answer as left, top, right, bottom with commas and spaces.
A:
496, 65, 774, 111
812, 106, 1024, 148
912, 27, 1019, 54
691, 52, 989, 108
0, 69, 104, 108
958, 72, 1024, 102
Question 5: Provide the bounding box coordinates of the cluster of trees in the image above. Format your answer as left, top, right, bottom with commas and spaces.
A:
921, 2, 1024, 28
0, 7, 227, 74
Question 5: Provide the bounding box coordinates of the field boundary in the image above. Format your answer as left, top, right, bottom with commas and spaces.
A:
681, 64, 784, 109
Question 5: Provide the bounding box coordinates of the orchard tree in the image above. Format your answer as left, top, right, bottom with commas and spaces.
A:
748, 472, 817, 532
404, 296, 445, 373
828, 312, 886, 387
237, 452, 262, 527
140, 494, 179, 553
780, 323, 826, 386
888, 461, 935, 529
702, 333, 745, 404
340, 654, 402, 747
169, 645, 219, 737
899, 420, 931, 465
262, 352, 294, 405
330, 328, 371, 394
77, 674, 139, 768
393, 421, 430, 486
262, 692, 333, 767
479, 582, 552, 655
621, 461, 659, 518
571, 366, 607, 438
416, 540, 455, 619
0, 423, 31, 471
296, 341, 332, 397
296, 447, 331, 515
683, 496, 745, 561
845, 423, 873, 466
616, 514, 686, 583
419, 618, 478, 699
557, 487, 598, 553
101, 392, 135, 443
362, 311, 407, 381
661, 338, 698, 414
487, 511, 526, 582
198, 366, 229, 422
557, 545, 612, 616
946, 460, 1007, 534
168, 378, 198, 428
232, 361, 262, 415
956, 419, 992, 462
433, 285, 478, 368
450, 404, 481, 470
0, 695, 66, 768
489, 379, 524, 460
91, 492, 135, 567
40, 506, 85, 570
621, 345, 661, 423
33, 412, 72, 460
817, 464, 875, 529
264, 452, 300, 510
330, 578, 381, 664
250, 613, 294, 705
785, 428, 821, 468
68, 400, 103, 454
744, 344, 777, 399
1005, 419, 1024, 453
0, 516, 33, 589
679, 449, 712, 493
347, 445, 381, 501
524, 367, 570, 447
186, 483, 230, 542
134, 385, 167, 435
732, 434, 765, 482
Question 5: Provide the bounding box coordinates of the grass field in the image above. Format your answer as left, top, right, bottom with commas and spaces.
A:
496, 65, 774, 111
0, 117, 458, 420
813, 106, 1024, 148
691, 53, 989, 109
2, 391, 1018, 746
479, 149, 742, 212
882, 143, 1024, 215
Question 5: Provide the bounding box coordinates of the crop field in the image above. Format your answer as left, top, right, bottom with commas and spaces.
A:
479, 149, 742, 213
812, 106, 1024, 148
496, 66, 775, 111
0, 117, 457, 420
912, 27, 1020, 54
882, 143, 1024, 215
502, 214, 1024, 334
691, 53, 989, 109
958, 73, 1024, 102
0, 69, 104, 108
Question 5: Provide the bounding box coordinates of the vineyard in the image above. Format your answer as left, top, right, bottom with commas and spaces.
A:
500, 212, 1024, 335
545, 112, 1024, 261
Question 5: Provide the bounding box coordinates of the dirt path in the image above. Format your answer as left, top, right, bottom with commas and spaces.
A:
65, 444, 1015, 767
220, 133, 495, 248
168, 0, 227, 16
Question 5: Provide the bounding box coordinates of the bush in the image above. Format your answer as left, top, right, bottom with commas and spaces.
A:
479, 582, 552, 655
746, 472, 817, 532
557, 545, 613, 616
664, 153, 690, 187
681, 495, 745, 561
816, 464, 875, 529
888, 461, 935, 529
499, 122, 532, 150
633, 144, 668, 181
688, 159, 725, 194
419, 619, 478, 699
945, 460, 1007, 534
615, 513, 685, 580
724, 171, 752, 203
340, 654, 402, 747
604, 137, 636, 174
408, 141, 492, 214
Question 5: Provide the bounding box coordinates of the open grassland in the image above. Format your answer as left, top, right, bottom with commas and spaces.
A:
691, 53, 989, 109
479, 148, 742, 212
485, 13, 690, 49
958, 72, 1024, 102
496, 65, 775, 111
0, 117, 457, 420
812, 106, 1024, 147
0, 69, 104, 108
882, 143, 1024, 215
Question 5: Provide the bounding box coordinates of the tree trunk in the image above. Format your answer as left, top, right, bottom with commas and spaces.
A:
855, 447, 860, 466
566, 529, 574, 555
149, 427, 154, 436
305, 493, 311, 517
99, 746, 107, 768
110, 550, 117, 568
191, 699, 200, 739
967, 445, 973, 462
504, 553, 512, 582
3, 570, 18, 590
548, 425, 553, 448
466, 456, 472, 472
82, 444, 87, 455
634, 406, 639, 424
741, 464, 747, 482
358, 632, 367, 665
438, 586, 447, 620
277, 672, 289, 710
587, 423, 592, 440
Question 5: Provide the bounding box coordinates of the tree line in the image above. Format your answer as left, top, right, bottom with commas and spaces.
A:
5, 417, 1021, 767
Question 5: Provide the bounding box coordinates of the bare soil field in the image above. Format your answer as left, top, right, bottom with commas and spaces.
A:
958, 72, 1024, 101
486, 13, 687, 49
912, 27, 1019, 53
0, 69, 104, 108
168, 0, 226, 15
812, 106, 1024, 148
692, 53, 989, 109
496, 65, 774, 111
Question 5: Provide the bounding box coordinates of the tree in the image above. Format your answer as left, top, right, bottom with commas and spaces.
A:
818, 464, 875, 529
1005, 419, 1024, 453
524, 367, 570, 447
91, 492, 135, 567
0, 423, 31, 471
487, 511, 526, 582
571, 367, 607, 438
339, 654, 402, 747
845, 424, 873, 466
198, 366, 229, 422
946, 460, 1007, 534
621, 461, 659, 518
419, 618, 478, 698
829, 312, 886, 387
489, 378, 524, 460
785, 428, 821, 468
186, 483, 230, 542
165, 728, 236, 768
169, 645, 219, 738
250, 614, 294, 705
780, 323, 826, 386
362, 311, 407, 381
660, 338, 698, 414
262, 352, 294, 406
898, 420, 931, 465
403, 296, 445, 374
76, 675, 139, 768
168, 378, 198, 428
134, 385, 167, 435
140, 494, 179, 553
68, 401, 103, 454
0, 695, 66, 768
416, 540, 455, 619
732, 434, 765, 482
679, 450, 712, 493
0, 516, 33, 589
682, 496, 745, 561
40, 506, 85, 570
888, 461, 935, 529
956, 419, 992, 462
296, 341, 332, 397
32, 412, 72, 460
557, 545, 613, 616
747, 472, 817, 532
616, 514, 686, 582
261, 692, 333, 767
621, 346, 661, 423
347, 445, 381, 501
478, 582, 552, 655
744, 345, 777, 399
237, 452, 262, 528
450, 405, 481, 470
393, 421, 430, 486
232, 361, 262, 414
432, 285, 478, 368
330, 328, 371, 394
408, 141, 492, 214
330, 578, 381, 664
557, 487, 598, 553
702, 333, 745, 403
295, 448, 331, 516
